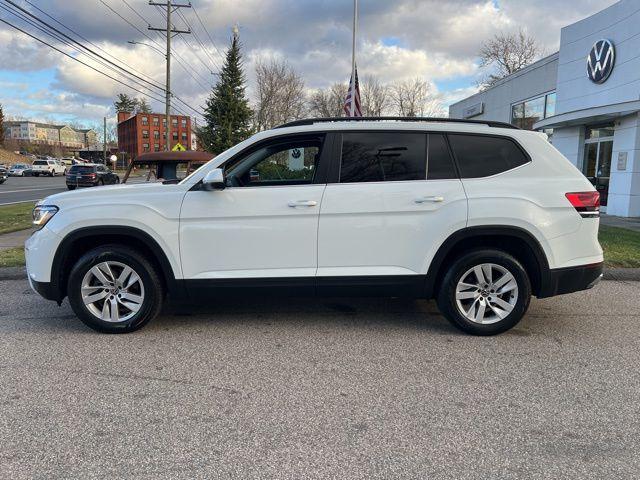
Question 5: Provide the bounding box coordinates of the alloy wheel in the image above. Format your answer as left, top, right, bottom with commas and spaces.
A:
454, 263, 518, 325
81, 261, 145, 322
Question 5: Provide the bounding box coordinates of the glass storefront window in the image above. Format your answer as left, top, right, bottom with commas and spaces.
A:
523, 96, 545, 130
585, 125, 615, 139
544, 92, 556, 118
511, 104, 524, 129
511, 91, 556, 130
584, 143, 598, 178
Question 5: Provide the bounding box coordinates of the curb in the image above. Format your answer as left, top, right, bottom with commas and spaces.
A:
0, 266, 27, 281
603, 268, 640, 282
2, 266, 640, 282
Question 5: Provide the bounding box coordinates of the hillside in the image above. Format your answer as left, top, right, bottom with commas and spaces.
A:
0, 148, 28, 165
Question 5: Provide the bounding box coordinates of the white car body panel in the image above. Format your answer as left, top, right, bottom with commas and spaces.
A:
318, 179, 467, 276
180, 184, 325, 279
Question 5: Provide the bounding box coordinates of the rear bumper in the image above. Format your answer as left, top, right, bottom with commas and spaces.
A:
538, 262, 604, 298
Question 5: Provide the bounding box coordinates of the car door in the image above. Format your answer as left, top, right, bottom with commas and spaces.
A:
179, 133, 329, 286
317, 131, 467, 291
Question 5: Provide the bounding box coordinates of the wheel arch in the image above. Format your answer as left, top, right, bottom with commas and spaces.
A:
51, 226, 184, 302
425, 226, 551, 298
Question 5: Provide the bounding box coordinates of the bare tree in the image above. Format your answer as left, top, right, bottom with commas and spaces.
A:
389, 78, 443, 117
478, 29, 541, 89
307, 83, 348, 118
253, 59, 306, 130
360, 75, 389, 117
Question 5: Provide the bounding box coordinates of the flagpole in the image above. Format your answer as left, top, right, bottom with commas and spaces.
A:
350, 0, 358, 117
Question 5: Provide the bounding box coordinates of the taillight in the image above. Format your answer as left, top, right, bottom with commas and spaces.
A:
565, 191, 600, 217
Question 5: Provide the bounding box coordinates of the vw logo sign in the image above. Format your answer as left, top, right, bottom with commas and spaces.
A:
586, 39, 615, 84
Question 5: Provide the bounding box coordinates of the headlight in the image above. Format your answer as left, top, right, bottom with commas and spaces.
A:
32, 205, 58, 230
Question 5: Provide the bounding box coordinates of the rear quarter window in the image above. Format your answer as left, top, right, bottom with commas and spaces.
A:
448, 134, 529, 178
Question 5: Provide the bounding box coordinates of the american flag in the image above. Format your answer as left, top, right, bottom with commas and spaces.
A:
343, 67, 362, 117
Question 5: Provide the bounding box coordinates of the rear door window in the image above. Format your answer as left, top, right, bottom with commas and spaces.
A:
427, 134, 457, 180
448, 134, 529, 178
340, 132, 426, 183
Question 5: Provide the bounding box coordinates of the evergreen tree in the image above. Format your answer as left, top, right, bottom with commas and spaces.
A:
136, 98, 152, 114
0, 103, 4, 147
114, 93, 137, 113
202, 29, 252, 153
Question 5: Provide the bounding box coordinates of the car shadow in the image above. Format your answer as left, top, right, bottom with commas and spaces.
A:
155, 296, 460, 335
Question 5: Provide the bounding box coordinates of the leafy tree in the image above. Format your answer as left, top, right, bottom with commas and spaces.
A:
201, 29, 252, 153
114, 93, 138, 113
0, 103, 5, 147
136, 98, 152, 114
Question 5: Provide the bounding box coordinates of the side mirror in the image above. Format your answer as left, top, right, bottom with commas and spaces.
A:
202, 168, 226, 190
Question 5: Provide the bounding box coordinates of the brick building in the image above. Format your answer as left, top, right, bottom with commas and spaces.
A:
117, 111, 192, 160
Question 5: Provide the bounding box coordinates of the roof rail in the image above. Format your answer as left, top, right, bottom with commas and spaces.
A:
275, 116, 519, 130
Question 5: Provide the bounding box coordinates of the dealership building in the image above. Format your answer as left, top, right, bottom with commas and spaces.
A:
450, 0, 640, 217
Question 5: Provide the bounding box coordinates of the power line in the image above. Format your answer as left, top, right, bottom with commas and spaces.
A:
191, 3, 225, 61
176, 8, 220, 72
0, 7, 199, 118
3, 0, 165, 95
152, 4, 216, 85
22, 0, 164, 92
0, 16, 169, 107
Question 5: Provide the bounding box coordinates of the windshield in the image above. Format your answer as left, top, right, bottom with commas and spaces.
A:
69, 165, 96, 173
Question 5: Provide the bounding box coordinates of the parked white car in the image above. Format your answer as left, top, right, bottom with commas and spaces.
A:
26, 117, 603, 335
31, 158, 67, 177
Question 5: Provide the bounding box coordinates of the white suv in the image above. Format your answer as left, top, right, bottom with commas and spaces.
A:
25, 118, 603, 335
31, 158, 67, 177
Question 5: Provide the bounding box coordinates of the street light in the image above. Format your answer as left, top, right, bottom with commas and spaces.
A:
127, 40, 166, 58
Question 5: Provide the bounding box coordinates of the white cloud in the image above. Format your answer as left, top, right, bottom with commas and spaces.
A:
0, 0, 621, 124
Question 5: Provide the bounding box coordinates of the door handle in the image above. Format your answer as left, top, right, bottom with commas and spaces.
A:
414, 196, 444, 204
288, 200, 318, 207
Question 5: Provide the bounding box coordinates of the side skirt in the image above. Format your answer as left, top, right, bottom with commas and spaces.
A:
183, 275, 427, 300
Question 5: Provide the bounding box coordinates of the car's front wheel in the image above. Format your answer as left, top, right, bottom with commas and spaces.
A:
67, 246, 164, 333
437, 249, 531, 335
67, 185, 76, 190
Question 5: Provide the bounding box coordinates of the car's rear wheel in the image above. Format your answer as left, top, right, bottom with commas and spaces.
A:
67, 246, 163, 333
33, 173, 39, 177
437, 249, 531, 335
67, 185, 76, 190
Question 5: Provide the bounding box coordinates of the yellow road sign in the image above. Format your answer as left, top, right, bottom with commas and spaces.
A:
172, 143, 186, 151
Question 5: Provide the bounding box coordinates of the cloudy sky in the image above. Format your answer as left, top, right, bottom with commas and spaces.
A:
0, 0, 617, 129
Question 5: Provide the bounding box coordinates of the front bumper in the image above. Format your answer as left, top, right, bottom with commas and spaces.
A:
538, 262, 604, 298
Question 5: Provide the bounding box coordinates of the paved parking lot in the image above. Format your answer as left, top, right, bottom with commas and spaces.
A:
0, 275, 639, 479
0, 175, 67, 205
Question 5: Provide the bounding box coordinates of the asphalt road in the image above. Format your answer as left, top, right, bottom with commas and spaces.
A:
1, 275, 638, 479
0, 175, 67, 205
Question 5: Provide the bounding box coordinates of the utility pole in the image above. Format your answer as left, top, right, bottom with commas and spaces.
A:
148, 0, 191, 151
103, 116, 107, 163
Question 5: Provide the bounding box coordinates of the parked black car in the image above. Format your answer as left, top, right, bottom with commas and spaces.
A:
66, 163, 120, 190
0, 166, 7, 184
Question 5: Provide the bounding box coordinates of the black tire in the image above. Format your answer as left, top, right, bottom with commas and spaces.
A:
436, 249, 531, 336
49, 170, 54, 177
67, 245, 164, 333
67, 185, 76, 190
115, 176, 120, 184
99, 179, 104, 186
34, 173, 39, 177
